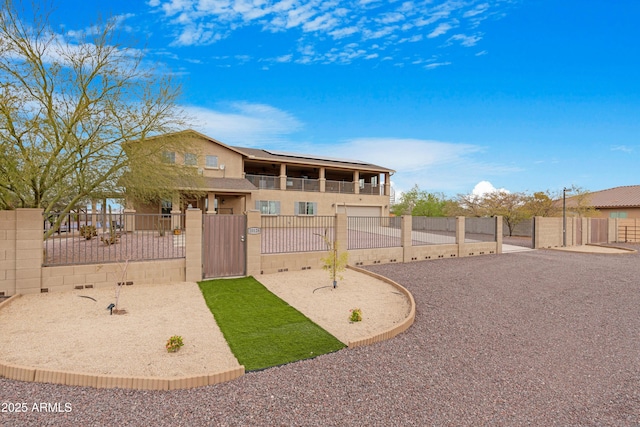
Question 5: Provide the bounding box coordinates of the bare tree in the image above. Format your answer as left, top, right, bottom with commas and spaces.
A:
0, 0, 201, 237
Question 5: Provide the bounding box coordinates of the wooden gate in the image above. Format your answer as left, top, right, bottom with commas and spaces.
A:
590, 218, 608, 244
203, 215, 246, 278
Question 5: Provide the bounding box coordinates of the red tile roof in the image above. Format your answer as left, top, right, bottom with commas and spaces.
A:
574, 185, 640, 208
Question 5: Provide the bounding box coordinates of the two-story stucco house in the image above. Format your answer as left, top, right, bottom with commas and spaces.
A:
132, 130, 394, 217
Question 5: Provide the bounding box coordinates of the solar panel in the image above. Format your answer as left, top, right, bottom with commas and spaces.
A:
264, 149, 369, 165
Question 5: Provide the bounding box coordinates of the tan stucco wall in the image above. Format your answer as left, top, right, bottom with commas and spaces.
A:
593, 207, 640, 219
248, 188, 390, 216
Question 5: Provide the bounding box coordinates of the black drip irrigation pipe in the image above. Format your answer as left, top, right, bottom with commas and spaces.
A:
78, 295, 97, 302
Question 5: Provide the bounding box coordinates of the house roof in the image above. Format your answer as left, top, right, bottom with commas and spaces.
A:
568, 185, 640, 208
144, 129, 395, 173
231, 146, 394, 173
201, 178, 257, 193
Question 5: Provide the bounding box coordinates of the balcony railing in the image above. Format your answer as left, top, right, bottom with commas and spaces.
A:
246, 174, 280, 190
325, 180, 354, 194
247, 174, 382, 196
286, 177, 320, 192
359, 183, 382, 195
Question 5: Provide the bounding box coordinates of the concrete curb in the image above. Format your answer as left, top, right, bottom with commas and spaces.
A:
345, 265, 416, 348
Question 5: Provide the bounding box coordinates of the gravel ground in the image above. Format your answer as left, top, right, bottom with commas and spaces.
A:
2, 246, 640, 426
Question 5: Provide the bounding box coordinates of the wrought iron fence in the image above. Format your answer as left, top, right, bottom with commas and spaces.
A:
261, 215, 335, 254
411, 217, 457, 246
464, 217, 497, 243
43, 212, 186, 266
348, 216, 402, 249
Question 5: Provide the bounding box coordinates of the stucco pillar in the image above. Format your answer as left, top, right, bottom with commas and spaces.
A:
185, 208, 202, 282
171, 194, 181, 230
353, 171, 360, 194
207, 193, 216, 214
335, 212, 348, 252
319, 167, 326, 192
384, 173, 391, 197
401, 215, 413, 262
280, 164, 287, 191
15, 208, 44, 294
495, 215, 503, 254
124, 209, 136, 233
245, 210, 262, 277
456, 216, 465, 257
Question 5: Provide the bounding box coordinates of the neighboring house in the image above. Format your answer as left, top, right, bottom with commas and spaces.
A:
131, 130, 394, 217
566, 185, 640, 219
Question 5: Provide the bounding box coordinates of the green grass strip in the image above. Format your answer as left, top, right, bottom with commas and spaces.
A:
198, 276, 346, 371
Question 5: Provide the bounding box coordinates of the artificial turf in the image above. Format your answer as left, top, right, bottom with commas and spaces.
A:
198, 276, 346, 371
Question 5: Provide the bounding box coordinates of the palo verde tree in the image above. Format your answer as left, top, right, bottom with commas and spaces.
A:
0, 0, 201, 237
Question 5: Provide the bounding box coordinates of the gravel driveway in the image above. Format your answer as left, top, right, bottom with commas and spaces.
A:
2, 247, 640, 426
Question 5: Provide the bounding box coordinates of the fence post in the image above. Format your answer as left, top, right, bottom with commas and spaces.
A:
456, 216, 465, 257
495, 216, 503, 254
185, 208, 202, 282
335, 212, 347, 252
401, 215, 413, 262
246, 210, 262, 277
124, 209, 136, 233
15, 208, 44, 294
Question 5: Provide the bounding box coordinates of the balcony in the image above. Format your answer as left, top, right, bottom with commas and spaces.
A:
325, 180, 354, 194
286, 177, 320, 192
246, 174, 280, 190
247, 174, 382, 196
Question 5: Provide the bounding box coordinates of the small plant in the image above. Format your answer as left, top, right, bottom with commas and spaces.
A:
79, 225, 97, 240
349, 308, 362, 323
315, 229, 348, 288
157, 222, 165, 237
166, 335, 184, 353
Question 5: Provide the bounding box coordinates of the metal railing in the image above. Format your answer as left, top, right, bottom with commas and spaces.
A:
246, 174, 280, 190
411, 217, 457, 246
348, 216, 402, 249
359, 183, 382, 195
325, 180, 354, 194
285, 177, 320, 192
261, 215, 335, 254
464, 217, 497, 243
43, 212, 186, 266
619, 225, 640, 242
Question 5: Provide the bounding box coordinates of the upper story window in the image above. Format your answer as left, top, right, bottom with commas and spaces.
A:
184, 153, 197, 166
206, 155, 218, 168
162, 151, 176, 164
371, 176, 378, 187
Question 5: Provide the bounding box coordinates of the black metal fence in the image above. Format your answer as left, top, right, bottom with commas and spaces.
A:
43, 212, 186, 266
348, 216, 402, 249
411, 217, 457, 246
260, 215, 335, 254
465, 217, 497, 243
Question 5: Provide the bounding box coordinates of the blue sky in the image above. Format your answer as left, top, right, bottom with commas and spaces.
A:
40, 0, 640, 197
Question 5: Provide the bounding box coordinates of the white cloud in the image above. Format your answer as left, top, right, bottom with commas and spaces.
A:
147, 0, 513, 65
427, 22, 453, 38
327, 138, 520, 194
472, 180, 508, 196
182, 102, 303, 146
611, 145, 634, 153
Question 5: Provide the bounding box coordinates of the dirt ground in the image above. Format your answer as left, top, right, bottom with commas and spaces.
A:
0, 269, 410, 377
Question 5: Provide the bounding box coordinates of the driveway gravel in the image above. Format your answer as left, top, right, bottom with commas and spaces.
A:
2, 246, 640, 426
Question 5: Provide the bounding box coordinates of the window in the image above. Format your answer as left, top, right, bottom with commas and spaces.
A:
162, 151, 175, 164
610, 212, 628, 219
161, 200, 172, 217
184, 153, 197, 166
256, 200, 280, 215
295, 201, 317, 215
206, 155, 218, 168
359, 178, 365, 189
371, 176, 378, 187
